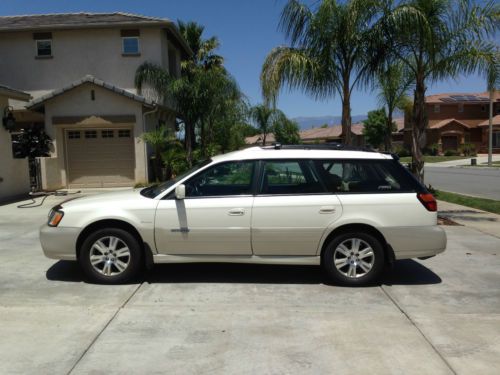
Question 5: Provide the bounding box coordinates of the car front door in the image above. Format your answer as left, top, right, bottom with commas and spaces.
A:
251, 159, 342, 256
155, 160, 256, 255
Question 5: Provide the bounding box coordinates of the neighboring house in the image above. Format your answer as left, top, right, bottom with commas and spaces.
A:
403, 91, 500, 154
245, 119, 405, 147
0, 84, 31, 202
0, 13, 192, 189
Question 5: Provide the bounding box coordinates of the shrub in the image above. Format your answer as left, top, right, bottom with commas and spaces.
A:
459, 142, 477, 157
393, 145, 411, 157
444, 149, 460, 156
424, 143, 439, 156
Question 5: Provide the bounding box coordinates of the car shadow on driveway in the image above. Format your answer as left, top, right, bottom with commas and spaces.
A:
46, 259, 441, 286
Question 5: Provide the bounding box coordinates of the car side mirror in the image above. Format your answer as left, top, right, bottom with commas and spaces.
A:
175, 184, 186, 200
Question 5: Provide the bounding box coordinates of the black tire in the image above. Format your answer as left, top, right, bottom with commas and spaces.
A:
322, 232, 385, 286
79, 228, 143, 284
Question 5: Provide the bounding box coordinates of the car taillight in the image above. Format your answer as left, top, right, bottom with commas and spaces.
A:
417, 193, 437, 212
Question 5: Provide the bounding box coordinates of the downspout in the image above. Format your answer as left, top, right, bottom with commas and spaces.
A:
142, 105, 159, 183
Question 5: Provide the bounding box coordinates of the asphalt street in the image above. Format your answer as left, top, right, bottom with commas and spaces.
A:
0, 193, 499, 374
425, 166, 500, 200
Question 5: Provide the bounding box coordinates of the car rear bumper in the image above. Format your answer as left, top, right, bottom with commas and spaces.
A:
379, 225, 447, 260
39, 224, 79, 260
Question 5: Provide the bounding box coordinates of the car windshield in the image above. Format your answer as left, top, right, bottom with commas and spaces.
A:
140, 159, 212, 198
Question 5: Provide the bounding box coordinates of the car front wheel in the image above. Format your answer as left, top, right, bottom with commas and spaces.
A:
322, 232, 385, 286
79, 228, 142, 284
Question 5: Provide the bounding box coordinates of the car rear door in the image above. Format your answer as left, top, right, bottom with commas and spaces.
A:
251, 159, 342, 256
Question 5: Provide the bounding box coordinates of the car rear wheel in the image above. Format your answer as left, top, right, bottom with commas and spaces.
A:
79, 228, 142, 284
322, 232, 385, 286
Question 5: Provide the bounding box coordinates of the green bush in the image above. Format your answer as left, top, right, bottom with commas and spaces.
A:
444, 149, 460, 156
424, 143, 439, 156
393, 145, 411, 157
459, 142, 477, 157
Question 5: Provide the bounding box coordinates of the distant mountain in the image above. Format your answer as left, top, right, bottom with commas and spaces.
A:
292, 115, 368, 130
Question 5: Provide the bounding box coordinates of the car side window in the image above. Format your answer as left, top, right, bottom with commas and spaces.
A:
184, 161, 255, 197
314, 159, 417, 193
259, 160, 325, 195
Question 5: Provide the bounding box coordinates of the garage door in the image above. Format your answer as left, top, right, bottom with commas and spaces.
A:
65, 128, 135, 188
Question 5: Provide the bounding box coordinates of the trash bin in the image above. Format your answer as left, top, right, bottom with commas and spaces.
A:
471, 158, 477, 166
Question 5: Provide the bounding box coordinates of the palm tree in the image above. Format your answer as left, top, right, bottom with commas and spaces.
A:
376, 61, 413, 151
249, 104, 286, 146
382, 0, 498, 181
261, 0, 384, 145
135, 21, 225, 163
141, 125, 170, 181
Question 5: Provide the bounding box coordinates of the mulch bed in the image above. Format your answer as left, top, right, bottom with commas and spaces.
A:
438, 216, 462, 226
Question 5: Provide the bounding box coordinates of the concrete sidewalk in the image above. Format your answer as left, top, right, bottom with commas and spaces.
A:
428, 154, 500, 168
438, 200, 500, 238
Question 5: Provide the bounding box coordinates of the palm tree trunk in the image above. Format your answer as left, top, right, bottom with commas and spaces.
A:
385, 110, 393, 152
341, 89, 352, 145
411, 77, 427, 183
262, 132, 267, 146
341, 82, 352, 145
184, 121, 194, 166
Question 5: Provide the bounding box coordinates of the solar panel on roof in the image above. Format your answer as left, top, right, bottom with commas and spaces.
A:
440, 98, 455, 102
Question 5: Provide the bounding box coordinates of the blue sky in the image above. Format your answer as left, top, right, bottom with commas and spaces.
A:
0, 0, 496, 118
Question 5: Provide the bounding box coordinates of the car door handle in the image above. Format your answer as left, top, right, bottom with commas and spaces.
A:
319, 206, 336, 214
228, 208, 245, 216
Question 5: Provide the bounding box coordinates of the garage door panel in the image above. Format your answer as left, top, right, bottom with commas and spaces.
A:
65, 128, 135, 188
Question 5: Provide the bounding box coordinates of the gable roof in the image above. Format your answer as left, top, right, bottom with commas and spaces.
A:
0, 84, 30, 101
428, 118, 473, 129
0, 12, 192, 56
26, 75, 156, 110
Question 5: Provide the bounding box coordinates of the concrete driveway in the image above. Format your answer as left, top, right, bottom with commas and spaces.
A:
0, 194, 499, 374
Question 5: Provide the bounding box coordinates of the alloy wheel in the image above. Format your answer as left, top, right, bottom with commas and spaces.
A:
89, 236, 131, 276
333, 238, 375, 279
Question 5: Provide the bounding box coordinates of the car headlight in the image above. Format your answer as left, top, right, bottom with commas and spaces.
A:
48, 206, 64, 227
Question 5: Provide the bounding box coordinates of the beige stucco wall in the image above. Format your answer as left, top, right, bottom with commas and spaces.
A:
39, 83, 149, 189
0, 27, 181, 97
0, 96, 30, 201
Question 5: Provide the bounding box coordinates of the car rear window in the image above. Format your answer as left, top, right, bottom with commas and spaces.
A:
313, 159, 423, 193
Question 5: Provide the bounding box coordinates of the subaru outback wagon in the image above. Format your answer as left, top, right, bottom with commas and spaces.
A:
40, 145, 446, 286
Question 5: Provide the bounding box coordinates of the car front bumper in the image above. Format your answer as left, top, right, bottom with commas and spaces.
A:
379, 225, 447, 260
39, 224, 79, 261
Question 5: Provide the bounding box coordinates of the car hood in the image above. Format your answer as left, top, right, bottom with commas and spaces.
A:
59, 189, 148, 209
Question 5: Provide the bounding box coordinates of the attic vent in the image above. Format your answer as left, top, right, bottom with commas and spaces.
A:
120, 29, 140, 37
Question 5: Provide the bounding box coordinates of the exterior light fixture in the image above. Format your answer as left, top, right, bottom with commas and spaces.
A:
2, 106, 16, 132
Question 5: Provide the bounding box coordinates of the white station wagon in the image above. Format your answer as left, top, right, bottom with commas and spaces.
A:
40, 145, 446, 286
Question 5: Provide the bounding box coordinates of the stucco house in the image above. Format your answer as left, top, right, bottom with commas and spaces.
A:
0, 84, 31, 201
402, 91, 500, 154
0, 12, 191, 189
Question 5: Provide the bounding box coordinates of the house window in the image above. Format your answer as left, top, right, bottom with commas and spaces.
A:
122, 37, 140, 55
433, 104, 440, 113
493, 132, 500, 148
85, 130, 97, 139
101, 130, 114, 138
118, 129, 131, 138
68, 131, 80, 139
36, 40, 52, 57
34, 32, 53, 57
458, 103, 464, 113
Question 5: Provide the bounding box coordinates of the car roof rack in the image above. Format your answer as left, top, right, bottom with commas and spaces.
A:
263, 143, 376, 152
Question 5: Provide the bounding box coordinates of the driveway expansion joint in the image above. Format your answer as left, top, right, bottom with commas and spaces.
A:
380, 285, 457, 375
66, 282, 143, 375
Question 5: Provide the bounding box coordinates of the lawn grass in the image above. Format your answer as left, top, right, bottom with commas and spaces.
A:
435, 190, 500, 215
398, 155, 469, 164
